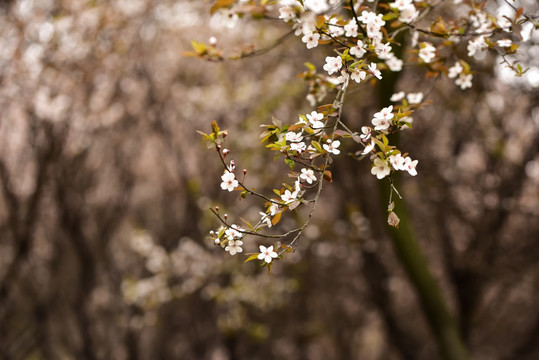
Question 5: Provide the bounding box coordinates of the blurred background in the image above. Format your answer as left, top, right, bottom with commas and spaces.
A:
0, 0, 538, 359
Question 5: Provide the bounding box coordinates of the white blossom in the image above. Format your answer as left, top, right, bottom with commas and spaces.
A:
302, 31, 320, 49
372, 105, 394, 130
286, 131, 304, 143
403, 156, 418, 176
323, 139, 341, 155
344, 19, 358, 38
400, 116, 414, 130
390, 91, 405, 102
386, 56, 403, 72
497, 39, 512, 47
304, 0, 329, 14
225, 224, 244, 240
407, 92, 423, 104
225, 239, 243, 255
336, 70, 350, 89
327, 17, 345, 37
350, 40, 366, 58
419, 42, 436, 63
389, 0, 413, 10
290, 141, 307, 152
455, 73, 473, 89
219, 9, 239, 28
351, 68, 367, 83
300, 168, 317, 184
375, 42, 393, 60
260, 212, 272, 228
467, 36, 487, 57
362, 140, 376, 154
359, 11, 385, 39
360, 126, 372, 140
269, 203, 281, 216
220, 172, 238, 192
398, 5, 419, 23
279, 6, 297, 22
307, 111, 325, 129
323, 56, 343, 75
448, 61, 463, 78
281, 189, 295, 203
368, 62, 382, 80
388, 153, 406, 170
258, 245, 278, 263
371, 158, 391, 179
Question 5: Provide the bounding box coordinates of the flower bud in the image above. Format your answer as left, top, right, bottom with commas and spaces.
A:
243, 169, 247, 175
224, 213, 228, 220
209, 36, 217, 46
222, 148, 230, 158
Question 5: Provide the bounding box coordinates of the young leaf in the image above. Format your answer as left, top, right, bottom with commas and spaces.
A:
305, 62, 316, 72
311, 140, 323, 153
323, 170, 333, 183
210, 0, 236, 15
240, 217, 253, 229
285, 158, 295, 170
211, 120, 220, 135
288, 200, 300, 210
244, 254, 260, 263
272, 211, 282, 226
191, 40, 207, 55
388, 211, 400, 228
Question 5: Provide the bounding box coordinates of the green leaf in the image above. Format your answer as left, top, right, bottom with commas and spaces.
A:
382, 12, 398, 21
191, 40, 207, 55
259, 130, 273, 144
244, 254, 260, 263
211, 120, 220, 135
210, 0, 236, 15
305, 62, 316, 72
240, 217, 253, 229
284, 158, 295, 170
311, 140, 323, 153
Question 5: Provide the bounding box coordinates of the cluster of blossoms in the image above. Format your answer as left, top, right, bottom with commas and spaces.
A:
211, 224, 246, 255
448, 61, 473, 90
359, 102, 418, 179
198, 0, 533, 266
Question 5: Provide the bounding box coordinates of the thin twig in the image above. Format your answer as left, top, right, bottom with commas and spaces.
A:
210, 207, 302, 239
348, 0, 369, 38
279, 86, 348, 254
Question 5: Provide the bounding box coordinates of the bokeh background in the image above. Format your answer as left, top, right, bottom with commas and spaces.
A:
0, 0, 538, 359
